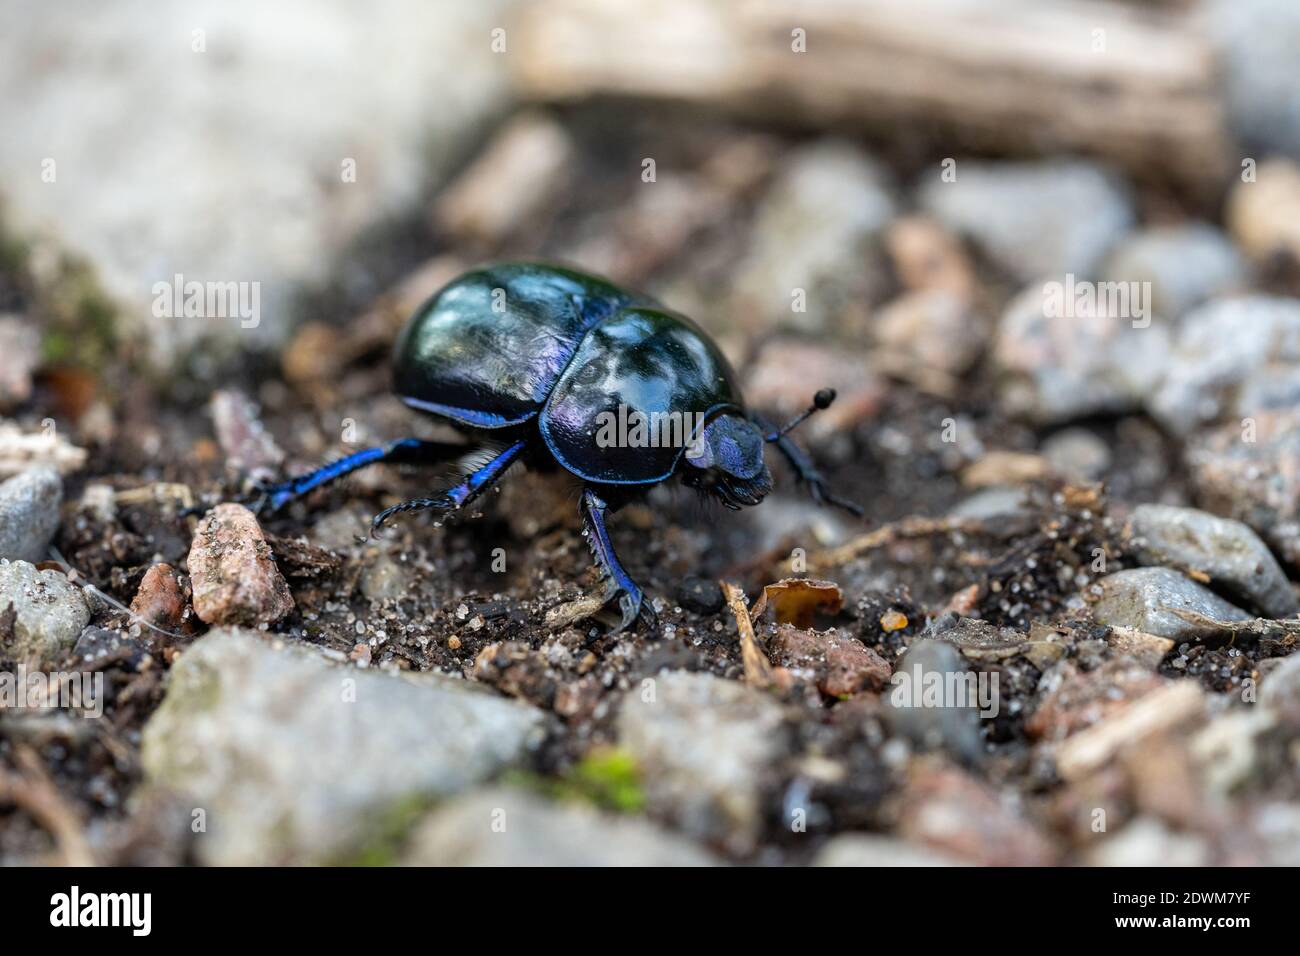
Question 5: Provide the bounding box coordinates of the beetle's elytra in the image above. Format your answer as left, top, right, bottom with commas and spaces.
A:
258, 262, 860, 631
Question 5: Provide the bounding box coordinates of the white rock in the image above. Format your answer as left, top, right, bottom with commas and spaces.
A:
617, 670, 785, 850
0, 0, 512, 366
141, 629, 547, 865
405, 787, 722, 866
918, 159, 1133, 281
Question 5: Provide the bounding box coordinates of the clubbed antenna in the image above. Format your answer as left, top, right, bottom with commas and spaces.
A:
765, 388, 837, 442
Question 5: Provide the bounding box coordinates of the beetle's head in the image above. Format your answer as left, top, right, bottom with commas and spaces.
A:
682, 413, 772, 509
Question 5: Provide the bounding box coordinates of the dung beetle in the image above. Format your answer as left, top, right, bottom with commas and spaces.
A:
257, 263, 860, 631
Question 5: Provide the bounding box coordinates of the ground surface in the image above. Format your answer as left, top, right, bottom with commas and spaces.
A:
2, 95, 1300, 866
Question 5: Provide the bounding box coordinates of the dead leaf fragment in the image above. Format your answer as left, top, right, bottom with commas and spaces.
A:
750, 578, 843, 628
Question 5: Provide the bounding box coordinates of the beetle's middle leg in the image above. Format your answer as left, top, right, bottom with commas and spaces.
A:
254, 437, 468, 513
369, 439, 527, 535
751, 413, 864, 517
580, 487, 657, 633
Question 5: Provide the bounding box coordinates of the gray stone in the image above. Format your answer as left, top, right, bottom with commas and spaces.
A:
73, 626, 149, 669
616, 670, 785, 850
1186, 409, 1300, 569
1041, 428, 1111, 482
0, 467, 62, 562
731, 140, 895, 334
0, 0, 512, 367
1147, 296, 1300, 436
883, 637, 986, 764
0, 559, 90, 665
813, 833, 968, 867
1203, 0, 1300, 159
934, 618, 1027, 663
404, 788, 721, 866
993, 283, 1170, 423
141, 628, 546, 865
917, 159, 1133, 281
1090, 568, 1252, 640
948, 486, 1033, 522
359, 554, 412, 603
1101, 223, 1246, 321
1127, 504, 1296, 618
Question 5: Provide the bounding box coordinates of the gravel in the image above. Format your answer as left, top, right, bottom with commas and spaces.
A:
0, 467, 62, 562
1147, 296, 1300, 436
1090, 568, 1253, 640
883, 636, 985, 765
1204, 0, 1300, 159
187, 503, 294, 626
1186, 409, 1300, 569
993, 282, 1170, 423
731, 139, 895, 334
1126, 504, 1297, 618
917, 158, 1133, 282
0, 559, 90, 665
1101, 223, 1246, 321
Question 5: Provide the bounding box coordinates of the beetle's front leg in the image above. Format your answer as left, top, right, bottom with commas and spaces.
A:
580, 487, 657, 633
752, 414, 863, 517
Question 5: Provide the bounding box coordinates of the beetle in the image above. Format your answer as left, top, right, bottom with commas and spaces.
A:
255, 263, 860, 631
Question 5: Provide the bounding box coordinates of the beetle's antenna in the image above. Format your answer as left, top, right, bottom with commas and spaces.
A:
764, 388, 837, 442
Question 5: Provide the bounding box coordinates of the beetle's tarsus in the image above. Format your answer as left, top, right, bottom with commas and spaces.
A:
582, 487, 654, 634
808, 478, 865, 517
369, 495, 452, 536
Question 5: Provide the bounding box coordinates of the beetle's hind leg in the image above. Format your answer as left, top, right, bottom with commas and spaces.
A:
368, 439, 527, 536
751, 413, 864, 517
580, 487, 657, 634
251, 438, 468, 514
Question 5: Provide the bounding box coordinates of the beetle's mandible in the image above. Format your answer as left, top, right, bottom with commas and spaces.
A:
255, 263, 861, 631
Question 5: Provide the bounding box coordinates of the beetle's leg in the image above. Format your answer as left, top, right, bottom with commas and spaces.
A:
752, 413, 864, 517
253, 438, 468, 514
580, 487, 657, 633
369, 440, 527, 535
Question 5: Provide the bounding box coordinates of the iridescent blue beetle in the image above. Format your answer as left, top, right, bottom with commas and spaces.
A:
258, 263, 860, 631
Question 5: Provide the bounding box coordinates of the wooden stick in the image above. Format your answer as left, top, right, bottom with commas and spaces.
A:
511, 0, 1230, 190
722, 581, 775, 688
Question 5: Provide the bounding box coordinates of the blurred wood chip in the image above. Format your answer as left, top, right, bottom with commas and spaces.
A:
962, 451, 1053, 488
431, 111, 575, 249
210, 388, 284, 481
512, 0, 1229, 193
0, 422, 88, 477
283, 255, 466, 398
